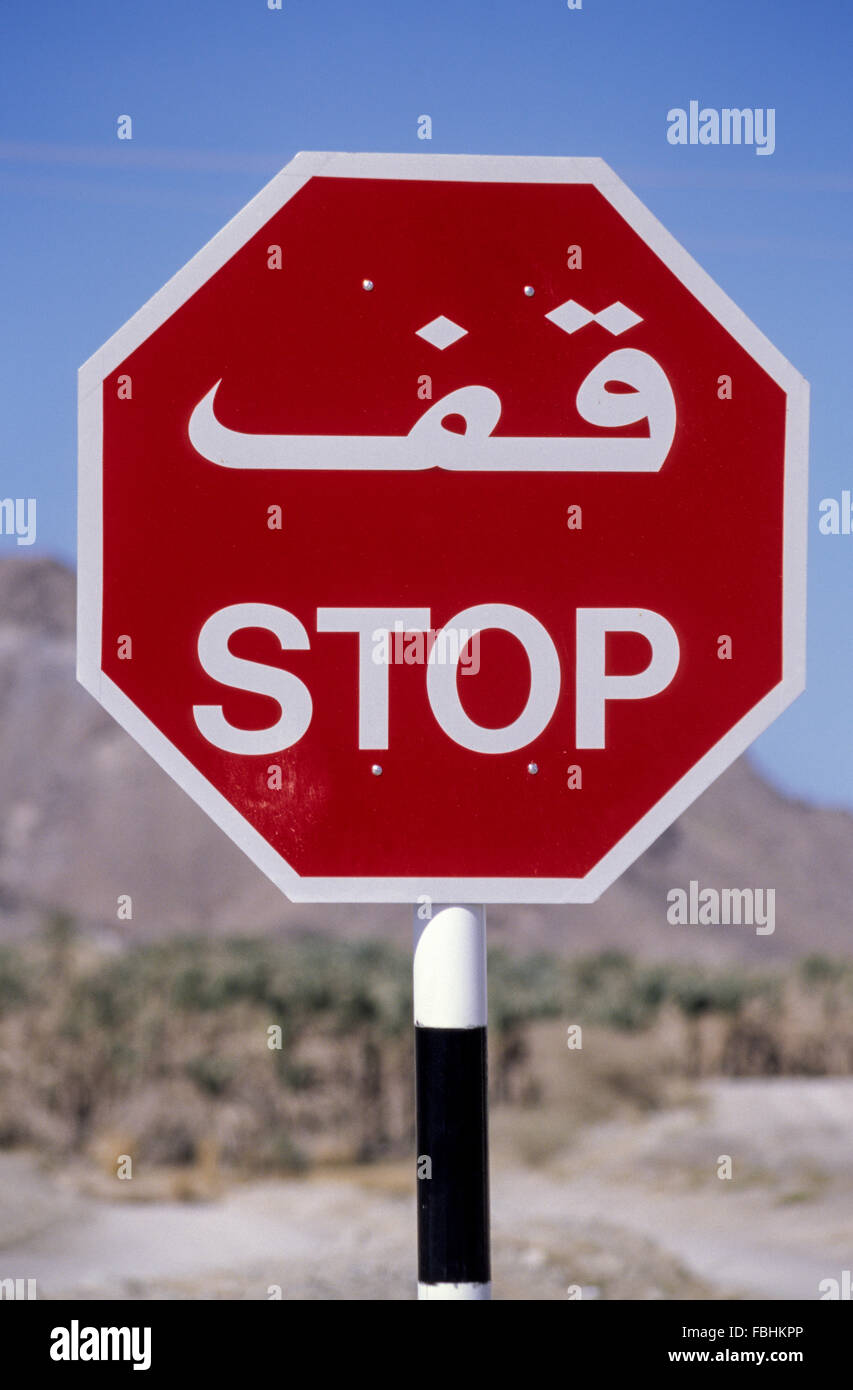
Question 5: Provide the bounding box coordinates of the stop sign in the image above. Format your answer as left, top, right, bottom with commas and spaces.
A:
77, 152, 807, 904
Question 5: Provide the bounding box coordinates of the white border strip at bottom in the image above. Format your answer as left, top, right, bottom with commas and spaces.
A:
418, 1282, 492, 1301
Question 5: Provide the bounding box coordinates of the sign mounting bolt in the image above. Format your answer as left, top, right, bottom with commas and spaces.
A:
362, 279, 375, 291
371, 763, 383, 776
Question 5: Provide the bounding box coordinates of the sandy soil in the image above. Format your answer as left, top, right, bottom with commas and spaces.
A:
1, 1078, 851, 1300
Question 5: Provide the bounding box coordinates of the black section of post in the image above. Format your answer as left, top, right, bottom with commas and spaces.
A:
415, 1024, 490, 1288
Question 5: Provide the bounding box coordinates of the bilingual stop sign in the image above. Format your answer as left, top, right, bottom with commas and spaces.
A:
78, 153, 807, 904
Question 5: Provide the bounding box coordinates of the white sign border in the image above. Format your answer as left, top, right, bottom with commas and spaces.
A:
78, 151, 808, 905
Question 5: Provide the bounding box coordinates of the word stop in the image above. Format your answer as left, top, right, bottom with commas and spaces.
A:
192, 602, 680, 755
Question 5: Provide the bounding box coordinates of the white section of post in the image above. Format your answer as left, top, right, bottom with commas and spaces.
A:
418, 1280, 492, 1300
413, 903, 487, 1028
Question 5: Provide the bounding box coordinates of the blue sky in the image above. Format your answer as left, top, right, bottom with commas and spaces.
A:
2, 0, 852, 808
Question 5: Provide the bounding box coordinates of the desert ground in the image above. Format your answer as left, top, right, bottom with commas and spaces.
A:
3, 1076, 851, 1301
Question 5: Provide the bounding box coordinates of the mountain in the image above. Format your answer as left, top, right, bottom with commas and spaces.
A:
0, 555, 849, 963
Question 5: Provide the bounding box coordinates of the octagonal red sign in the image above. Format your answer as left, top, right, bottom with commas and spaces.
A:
78, 153, 808, 903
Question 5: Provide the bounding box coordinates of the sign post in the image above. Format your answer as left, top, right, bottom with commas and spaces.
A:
78, 151, 808, 1298
414, 904, 490, 1299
